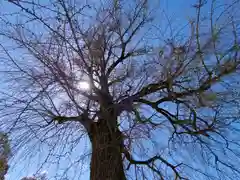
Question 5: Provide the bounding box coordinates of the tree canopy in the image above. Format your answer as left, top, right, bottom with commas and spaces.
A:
0, 0, 240, 179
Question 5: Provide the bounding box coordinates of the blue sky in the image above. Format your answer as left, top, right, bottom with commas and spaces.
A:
0, 0, 239, 179
0, 0, 207, 179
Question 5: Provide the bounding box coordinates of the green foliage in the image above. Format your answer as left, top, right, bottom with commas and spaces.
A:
0, 132, 10, 179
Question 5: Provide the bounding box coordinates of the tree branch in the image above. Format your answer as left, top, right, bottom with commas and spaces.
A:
51, 112, 92, 132
123, 149, 186, 179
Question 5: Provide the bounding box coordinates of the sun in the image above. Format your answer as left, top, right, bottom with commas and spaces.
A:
78, 81, 90, 91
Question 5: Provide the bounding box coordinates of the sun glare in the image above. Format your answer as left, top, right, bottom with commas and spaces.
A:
78, 81, 90, 91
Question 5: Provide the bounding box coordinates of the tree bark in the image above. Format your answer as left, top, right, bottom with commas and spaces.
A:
89, 120, 126, 180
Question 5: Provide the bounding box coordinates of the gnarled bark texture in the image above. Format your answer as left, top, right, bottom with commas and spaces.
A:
89, 119, 126, 180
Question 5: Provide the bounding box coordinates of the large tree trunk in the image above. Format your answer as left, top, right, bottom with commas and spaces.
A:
89, 120, 126, 180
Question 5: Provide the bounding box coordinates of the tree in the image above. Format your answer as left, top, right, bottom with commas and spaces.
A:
1, 0, 240, 179
21, 172, 48, 180
21, 177, 37, 180
0, 133, 11, 180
